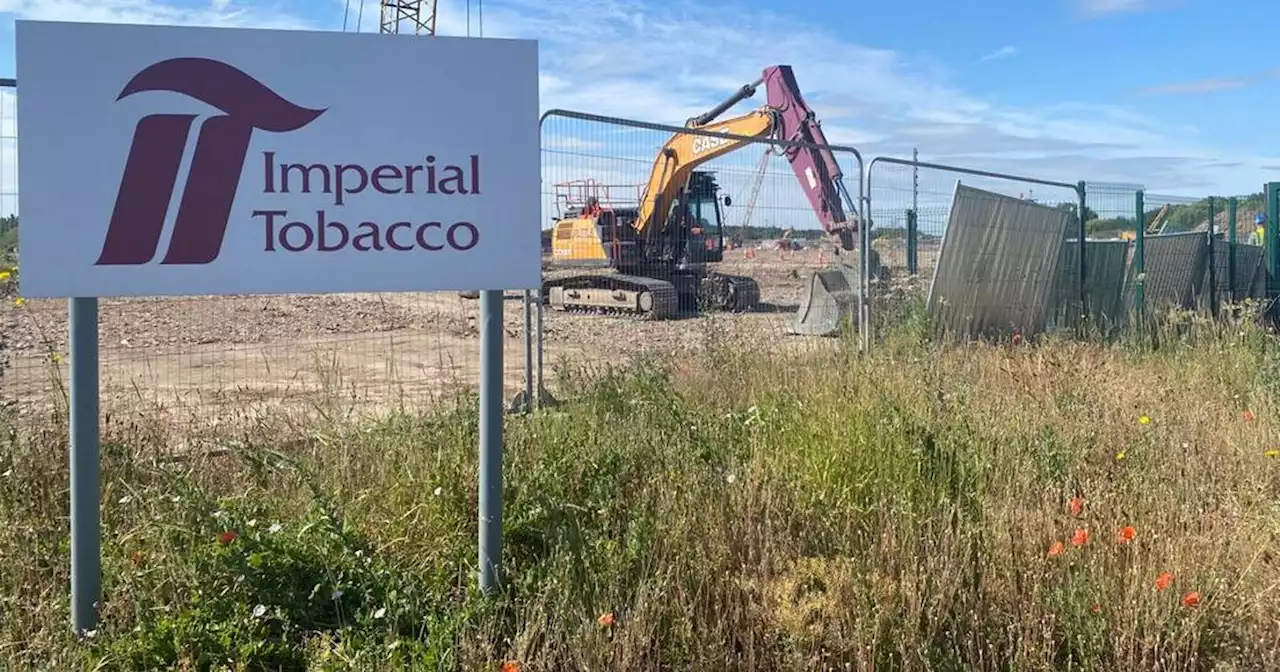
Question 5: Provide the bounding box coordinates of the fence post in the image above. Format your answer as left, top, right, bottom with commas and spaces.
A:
1077, 181, 1088, 330
1228, 197, 1238, 303
1207, 197, 1218, 318
1267, 182, 1280, 303
911, 148, 919, 277
535, 288, 544, 409
69, 297, 101, 634
905, 209, 918, 275
478, 290, 503, 594
521, 289, 533, 410
860, 190, 871, 352
1264, 181, 1274, 299
1135, 190, 1146, 328
912, 147, 919, 215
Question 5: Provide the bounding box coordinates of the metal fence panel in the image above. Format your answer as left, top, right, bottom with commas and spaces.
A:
1053, 239, 1131, 331
868, 157, 1083, 340
925, 184, 1074, 339
1126, 231, 1206, 315
1198, 242, 1264, 308
533, 108, 869, 394
1240, 243, 1267, 299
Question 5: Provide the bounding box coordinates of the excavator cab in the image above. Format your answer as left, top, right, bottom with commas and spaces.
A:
669, 171, 728, 268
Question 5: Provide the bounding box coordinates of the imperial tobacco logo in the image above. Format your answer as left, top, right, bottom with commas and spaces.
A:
96, 57, 327, 266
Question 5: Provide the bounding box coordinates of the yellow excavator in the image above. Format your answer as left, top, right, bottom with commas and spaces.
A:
542, 65, 880, 329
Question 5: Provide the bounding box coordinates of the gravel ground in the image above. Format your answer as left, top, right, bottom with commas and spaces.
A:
0, 243, 934, 416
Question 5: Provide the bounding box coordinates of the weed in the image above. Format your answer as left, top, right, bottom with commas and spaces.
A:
1, 318, 1279, 670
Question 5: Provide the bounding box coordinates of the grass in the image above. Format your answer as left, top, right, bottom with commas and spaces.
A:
3, 310, 1280, 670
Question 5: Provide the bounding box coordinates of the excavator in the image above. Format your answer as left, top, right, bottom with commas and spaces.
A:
541, 65, 881, 332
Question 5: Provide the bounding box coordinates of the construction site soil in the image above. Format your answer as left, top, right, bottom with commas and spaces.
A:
0, 240, 933, 419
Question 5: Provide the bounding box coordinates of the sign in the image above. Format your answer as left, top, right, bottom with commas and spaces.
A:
14, 20, 541, 297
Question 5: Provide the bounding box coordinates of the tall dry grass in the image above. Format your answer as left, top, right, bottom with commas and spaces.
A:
1, 309, 1279, 670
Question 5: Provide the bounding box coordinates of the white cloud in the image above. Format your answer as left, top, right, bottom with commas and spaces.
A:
978, 46, 1017, 63
1076, 0, 1158, 17
0, 0, 314, 29
1135, 69, 1280, 96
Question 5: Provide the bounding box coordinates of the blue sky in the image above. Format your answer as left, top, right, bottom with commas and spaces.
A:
1, 0, 1278, 215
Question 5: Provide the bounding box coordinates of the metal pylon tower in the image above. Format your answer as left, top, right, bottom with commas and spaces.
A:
380, 0, 437, 35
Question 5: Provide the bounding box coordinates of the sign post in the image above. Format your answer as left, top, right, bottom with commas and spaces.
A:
68, 297, 100, 633
478, 290, 503, 593
15, 20, 540, 632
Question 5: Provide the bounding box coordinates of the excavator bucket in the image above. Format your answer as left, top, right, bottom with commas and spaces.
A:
791, 261, 860, 337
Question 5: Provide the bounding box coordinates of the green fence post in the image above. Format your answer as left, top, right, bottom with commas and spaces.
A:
905, 209, 918, 275
1228, 197, 1238, 303
1077, 181, 1088, 331
1268, 182, 1280, 301
1207, 196, 1218, 318
1135, 190, 1145, 327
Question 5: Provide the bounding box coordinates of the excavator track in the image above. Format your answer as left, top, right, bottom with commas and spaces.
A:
543, 272, 680, 320
699, 272, 761, 313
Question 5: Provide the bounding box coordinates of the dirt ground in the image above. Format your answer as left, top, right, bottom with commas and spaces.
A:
0, 240, 932, 421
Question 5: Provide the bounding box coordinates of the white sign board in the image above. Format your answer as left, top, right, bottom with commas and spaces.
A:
14, 21, 541, 297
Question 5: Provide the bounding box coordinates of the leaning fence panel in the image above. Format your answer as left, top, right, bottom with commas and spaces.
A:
534, 109, 870, 395
866, 157, 1083, 341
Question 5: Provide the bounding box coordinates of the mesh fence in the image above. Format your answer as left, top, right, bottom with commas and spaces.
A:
2, 72, 1275, 433
534, 110, 870, 393
1079, 182, 1141, 334
867, 158, 1086, 340
0, 80, 531, 433
1137, 194, 1217, 319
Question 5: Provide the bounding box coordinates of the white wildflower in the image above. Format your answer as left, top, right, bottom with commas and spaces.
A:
252, 604, 267, 618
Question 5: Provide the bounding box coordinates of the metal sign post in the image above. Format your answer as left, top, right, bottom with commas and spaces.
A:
478, 290, 503, 593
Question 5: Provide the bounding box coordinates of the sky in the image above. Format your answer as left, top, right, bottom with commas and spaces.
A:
1, 0, 1278, 228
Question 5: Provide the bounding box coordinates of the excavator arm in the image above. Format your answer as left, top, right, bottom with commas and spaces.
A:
633, 108, 779, 237
761, 65, 858, 251
634, 65, 860, 251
